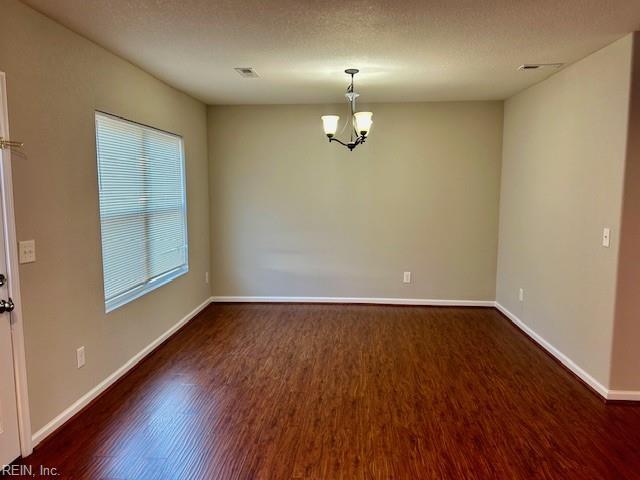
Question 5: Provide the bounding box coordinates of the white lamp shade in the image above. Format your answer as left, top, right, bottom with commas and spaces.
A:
354, 111, 373, 135
321, 115, 340, 137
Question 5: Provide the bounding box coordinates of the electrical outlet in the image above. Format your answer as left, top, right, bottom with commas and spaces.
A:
76, 346, 85, 369
403, 272, 412, 284
18, 240, 36, 264
518, 288, 525, 302
205, 271, 209, 284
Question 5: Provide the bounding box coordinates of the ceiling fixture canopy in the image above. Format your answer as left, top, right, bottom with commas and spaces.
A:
321, 69, 373, 151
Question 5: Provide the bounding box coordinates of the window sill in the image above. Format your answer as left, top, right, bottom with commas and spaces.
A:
105, 264, 189, 313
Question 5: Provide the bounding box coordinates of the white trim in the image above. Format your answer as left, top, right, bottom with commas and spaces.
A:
24, 295, 640, 448
105, 264, 189, 313
211, 296, 495, 307
26, 295, 640, 449
0, 72, 33, 457
31, 296, 212, 447
211, 297, 639, 401
606, 390, 640, 401
494, 302, 608, 397
494, 302, 640, 402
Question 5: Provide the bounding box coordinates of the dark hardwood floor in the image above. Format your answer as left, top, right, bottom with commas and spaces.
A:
14, 304, 640, 479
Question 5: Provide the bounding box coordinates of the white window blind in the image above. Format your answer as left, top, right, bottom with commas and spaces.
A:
95, 112, 188, 312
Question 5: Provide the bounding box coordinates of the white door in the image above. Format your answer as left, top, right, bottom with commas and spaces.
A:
0, 76, 21, 465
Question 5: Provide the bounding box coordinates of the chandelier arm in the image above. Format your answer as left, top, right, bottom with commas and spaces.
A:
328, 134, 366, 151
329, 137, 351, 148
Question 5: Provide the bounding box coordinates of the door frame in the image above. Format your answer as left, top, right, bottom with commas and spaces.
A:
0, 72, 33, 457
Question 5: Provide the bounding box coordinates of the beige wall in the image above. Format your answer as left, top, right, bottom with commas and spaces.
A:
208, 102, 503, 300
611, 32, 640, 391
0, 0, 210, 433
2, 0, 638, 442
496, 35, 633, 388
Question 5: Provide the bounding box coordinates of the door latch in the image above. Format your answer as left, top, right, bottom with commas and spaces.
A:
0, 298, 15, 313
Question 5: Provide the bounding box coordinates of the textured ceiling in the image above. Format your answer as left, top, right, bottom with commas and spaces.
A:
21, 0, 640, 104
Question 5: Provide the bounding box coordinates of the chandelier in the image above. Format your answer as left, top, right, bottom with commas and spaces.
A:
321, 69, 373, 151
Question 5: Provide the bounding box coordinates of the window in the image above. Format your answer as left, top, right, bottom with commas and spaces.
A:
95, 112, 188, 312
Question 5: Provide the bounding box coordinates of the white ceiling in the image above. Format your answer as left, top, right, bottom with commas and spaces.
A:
22, 0, 640, 105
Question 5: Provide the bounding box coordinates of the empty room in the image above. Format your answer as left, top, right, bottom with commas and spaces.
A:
1, 0, 640, 478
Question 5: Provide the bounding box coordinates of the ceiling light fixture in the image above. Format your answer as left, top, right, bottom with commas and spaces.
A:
321, 69, 373, 151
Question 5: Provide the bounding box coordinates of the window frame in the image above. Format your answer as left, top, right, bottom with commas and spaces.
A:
95, 111, 189, 313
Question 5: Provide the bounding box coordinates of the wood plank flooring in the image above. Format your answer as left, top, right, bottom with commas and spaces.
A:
14, 304, 640, 479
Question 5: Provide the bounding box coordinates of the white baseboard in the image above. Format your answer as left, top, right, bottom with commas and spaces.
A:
30, 295, 637, 447
606, 390, 640, 401
31, 296, 213, 447
211, 296, 495, 307
494, 302, 639, 402
494, 302, 609, 398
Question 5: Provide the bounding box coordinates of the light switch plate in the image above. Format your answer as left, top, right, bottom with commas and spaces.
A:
18, 240, 36, 264
76, 346, 85, 368
602, 228, 611, 248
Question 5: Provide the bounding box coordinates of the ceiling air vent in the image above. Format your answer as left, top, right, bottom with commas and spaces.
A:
234, 67, 259, 78
518, 63, 564, 71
